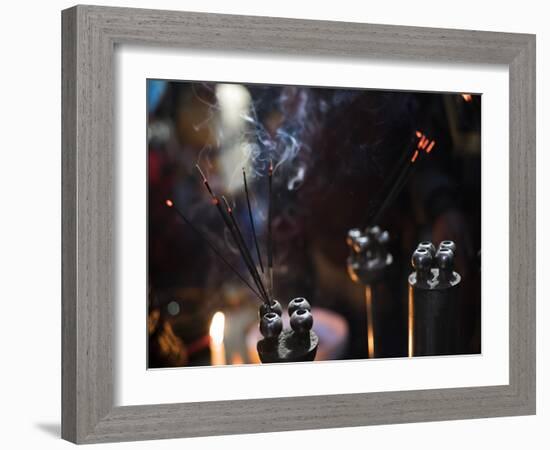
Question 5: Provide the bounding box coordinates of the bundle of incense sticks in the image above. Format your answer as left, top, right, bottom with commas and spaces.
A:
365, 130, 436, 226
165, 164, 275, 309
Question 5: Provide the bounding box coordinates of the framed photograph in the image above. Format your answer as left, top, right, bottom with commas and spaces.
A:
62, 5, 536, 444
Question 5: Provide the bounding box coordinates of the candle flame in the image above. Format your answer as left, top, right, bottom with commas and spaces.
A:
165, 199, 173, 207
365, 286, 375, 358
408, 286, 414, 357
209, 311, 225, 345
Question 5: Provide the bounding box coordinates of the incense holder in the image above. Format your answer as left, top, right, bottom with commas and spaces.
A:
408, 240, 462, 356
346, 226, 393, 285
257, 299, 319, 363
259, 299, 283, 317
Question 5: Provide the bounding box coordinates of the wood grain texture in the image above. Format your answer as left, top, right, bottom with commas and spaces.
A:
61, 4, 536, 444
61, 7, 77, 443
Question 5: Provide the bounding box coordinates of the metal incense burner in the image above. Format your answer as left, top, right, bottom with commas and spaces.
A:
257, 298, 319, 363
346, 226, 393, 358
408, 240, 461, 357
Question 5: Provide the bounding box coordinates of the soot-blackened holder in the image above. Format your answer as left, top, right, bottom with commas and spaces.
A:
408, 240, 462, 356
257, 298, 319, 363
346, 226, 393, 358
346, 226, 393, 285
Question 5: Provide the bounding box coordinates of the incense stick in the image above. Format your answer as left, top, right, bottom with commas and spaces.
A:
221, 196, 270, 304
363, 139, 414, 225
370, 161, 414, 225
195, 165, 270, 304
195, 164, 215, 197
367, 133, 435, 226
165, 199, 263, 302
267, 160, 274, 301
242, 168, 264, 274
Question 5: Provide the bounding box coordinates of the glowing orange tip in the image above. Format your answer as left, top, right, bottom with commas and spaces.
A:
411, 150, 419, 163
165, 199, 173, 207
426, 140, 436, 153
461, 93, 473, 102
415, 131, 422, 138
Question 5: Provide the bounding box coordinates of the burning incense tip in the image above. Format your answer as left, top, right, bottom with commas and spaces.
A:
195, 164, 207, 181
221, 196, 232, 213
426, 140, 436, 154
196, 164, 216, 199
415, 130, 422, 138
461, 93, 473, 102
421, 137, 430, 150
411, 150, 420, 163
269, 160, 273, 174
165, 199, 173, 207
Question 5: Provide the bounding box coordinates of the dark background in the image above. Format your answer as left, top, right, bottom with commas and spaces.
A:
146, 80, 481, 368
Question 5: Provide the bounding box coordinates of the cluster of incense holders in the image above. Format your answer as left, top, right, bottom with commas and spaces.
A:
257, 298, 319, 363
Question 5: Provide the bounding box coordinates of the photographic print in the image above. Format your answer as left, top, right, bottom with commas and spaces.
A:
146, 80, 481, 368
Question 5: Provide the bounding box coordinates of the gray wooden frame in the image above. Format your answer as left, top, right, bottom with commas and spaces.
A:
62, 4, 536, 444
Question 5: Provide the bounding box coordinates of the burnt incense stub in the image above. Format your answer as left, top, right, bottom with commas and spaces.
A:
347, 226, 393, 285
257, 298, 319, 363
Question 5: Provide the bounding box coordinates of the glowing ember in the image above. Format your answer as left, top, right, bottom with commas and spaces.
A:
414, 130, 436, 156
165, 199, 173, 207
426, 140, 436, 153
461, 93, 473, 102
419, 136, 429, 150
